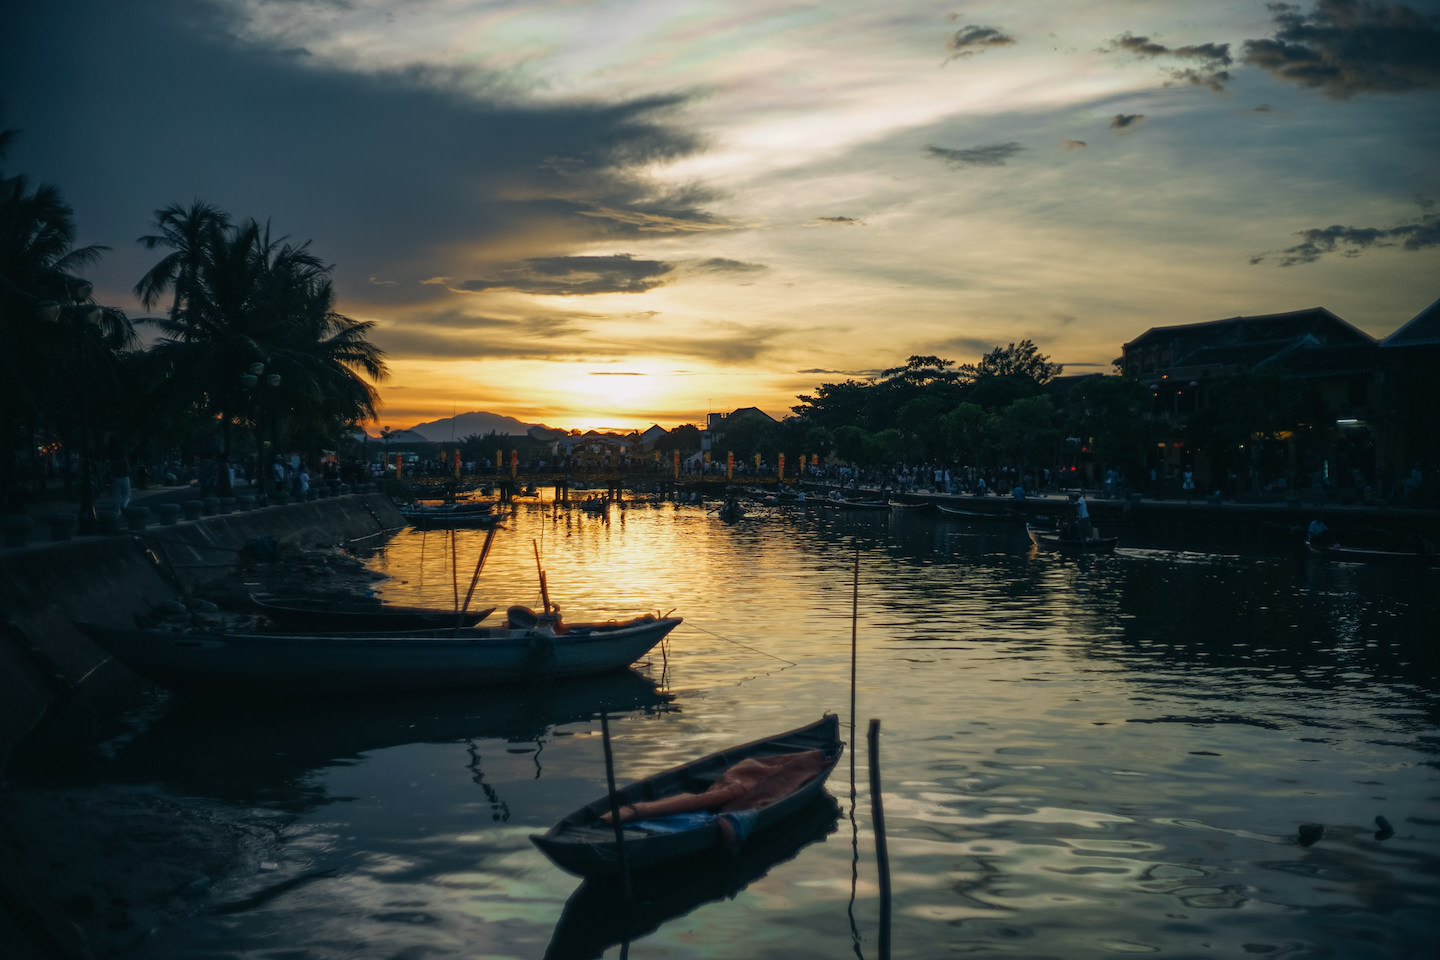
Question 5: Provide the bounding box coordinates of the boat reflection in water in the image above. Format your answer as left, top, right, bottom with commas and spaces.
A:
543, 791, 841, 960
96, 670, 673, 810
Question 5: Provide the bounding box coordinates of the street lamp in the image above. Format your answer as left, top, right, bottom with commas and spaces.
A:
39, 284, 102, 533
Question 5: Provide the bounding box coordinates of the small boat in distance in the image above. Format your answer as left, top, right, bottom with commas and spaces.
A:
76, 608, 682, 698
937, 503, 1023, 521
531, 714, 843, 880
398, 500, 498, 529
1306, 541, 1438, 565
1027, 524, 1119, 554
820, 491, 888, 510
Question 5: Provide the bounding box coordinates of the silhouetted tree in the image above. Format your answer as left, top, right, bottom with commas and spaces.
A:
961, 339, 1062, 384
140, 207, 387, 465
0, 129, 132, 504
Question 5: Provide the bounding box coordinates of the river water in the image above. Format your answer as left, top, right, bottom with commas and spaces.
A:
86, 497, 1440, 957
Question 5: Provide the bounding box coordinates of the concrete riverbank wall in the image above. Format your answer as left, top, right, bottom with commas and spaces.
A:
0, 492, 404, 775
0, 492, 406, 960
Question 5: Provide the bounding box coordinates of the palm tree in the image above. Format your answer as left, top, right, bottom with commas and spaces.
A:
0, 130, 131, 507
141, 208, 386, 474
134, 201, 232, 319
271, 273, 386, 455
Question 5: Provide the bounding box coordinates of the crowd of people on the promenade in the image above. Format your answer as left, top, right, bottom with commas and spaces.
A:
10, 435, 1434, 517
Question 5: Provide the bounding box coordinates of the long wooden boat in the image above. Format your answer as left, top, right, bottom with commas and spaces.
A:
1027, 524, 1119, 554
543, 792, 840, 960
249, 592, 496, 631
1306, 541, 1439, 565
818, 494, 889, 510
398, 501, 498, 529
76, 610, 681, 698
531, 713, 843, 880
937, 503, 1023, 521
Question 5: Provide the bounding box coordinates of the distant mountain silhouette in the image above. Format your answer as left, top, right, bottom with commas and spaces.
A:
400, 411, 544, 442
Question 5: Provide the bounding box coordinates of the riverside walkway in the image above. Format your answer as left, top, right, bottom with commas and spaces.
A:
5, 475, 1438, 551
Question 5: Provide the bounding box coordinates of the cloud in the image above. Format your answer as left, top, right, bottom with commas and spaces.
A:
1061, 139, 1088, 150
684, 258, 767, 276
1107, 33, 1233, 65
1110, 113, 1147, 131
0, 0, 718, 309
1251, 201, 1440, 265
575, 199, 740, 234
1242, 0, 1440, 99
814, 216, 865, 226
925, 142, 1025, 167
1103, 31, 1233, 91
441, 253, 764, 297
946, 25, 1016, 60
457, 255, 674, 296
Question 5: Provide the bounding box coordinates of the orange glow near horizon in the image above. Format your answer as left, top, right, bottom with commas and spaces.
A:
371, 357, 797, 434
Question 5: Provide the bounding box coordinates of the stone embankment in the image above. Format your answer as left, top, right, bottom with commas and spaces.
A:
0, 490, 404, 959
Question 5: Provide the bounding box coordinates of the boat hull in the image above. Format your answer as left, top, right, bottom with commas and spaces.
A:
543, 792, 840, 959
1307, 543, 1438, 565
77, 616, 681, 698
531, 714, 843, 879
1027, 525, 1118, 554
398, 507, 498, 529
937, 504, 1023, 521
249, 593, 495, 631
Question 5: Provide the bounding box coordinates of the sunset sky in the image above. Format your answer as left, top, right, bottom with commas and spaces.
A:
4, 0, 1438, 432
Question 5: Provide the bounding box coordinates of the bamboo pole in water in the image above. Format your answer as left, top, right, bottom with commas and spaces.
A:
599, 711, 633, 905
459, 523, 498, 627
533, 539, 552, 614
868, 717, 892, 960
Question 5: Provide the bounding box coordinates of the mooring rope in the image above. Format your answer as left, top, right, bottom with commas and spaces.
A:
682, 621, 797, 666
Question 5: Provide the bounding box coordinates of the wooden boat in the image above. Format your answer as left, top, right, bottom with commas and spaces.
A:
531, 714, 843, 879
888, 498, 930, 510
397, 501, 498, 529
76, 609, 682, 698
1306, 541, 1438, 565
249, 592, 495, 631
1027, 524, 1118, 554
543, 792, 840, 960
937, 503, 1023, 521
819, 493, 889, 510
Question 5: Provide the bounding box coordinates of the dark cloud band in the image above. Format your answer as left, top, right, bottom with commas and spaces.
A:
1242, 0, 1440, 99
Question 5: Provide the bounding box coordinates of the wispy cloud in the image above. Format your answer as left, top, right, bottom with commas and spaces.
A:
946, 24, 1016, 61
457, 255, 674, 296
814, 216, 865, 226
1110, 113, 1147, 132
1102, 31, 1233, 91
1242, 0, 1440, 99
925, 142, 1025, 167
1252, 200, 1440, 265
1061, 139, 1088, 150
682, 257, 768, 278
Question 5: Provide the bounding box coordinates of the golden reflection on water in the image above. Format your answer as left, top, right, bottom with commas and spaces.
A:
132, 498, 1440, 959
